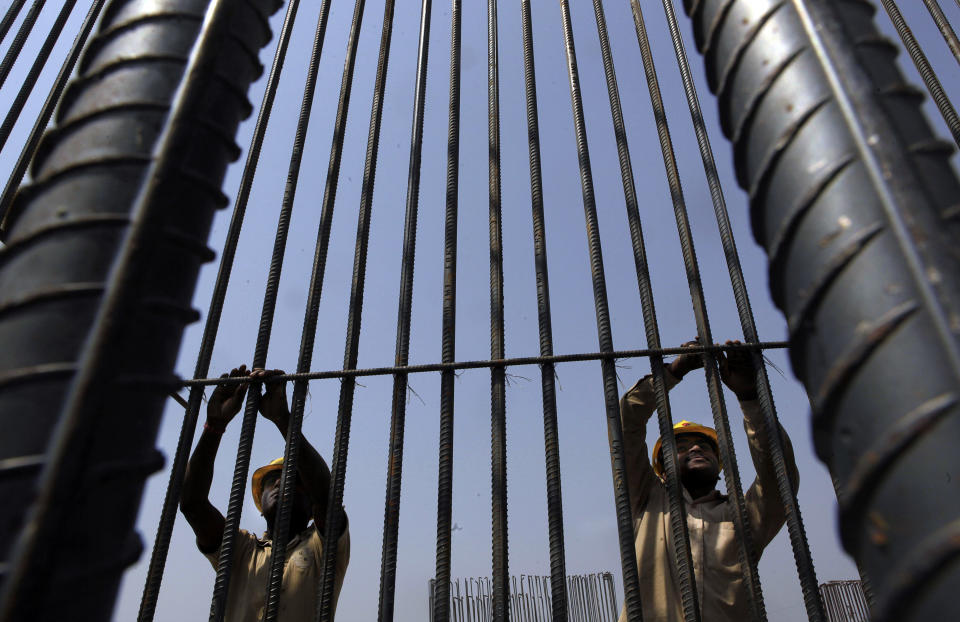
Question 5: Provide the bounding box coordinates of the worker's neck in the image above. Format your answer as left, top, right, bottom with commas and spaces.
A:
681, 476, 718, 502
264, 515, 309, 543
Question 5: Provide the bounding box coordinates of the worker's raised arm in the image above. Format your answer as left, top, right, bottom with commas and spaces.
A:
180, 365, 249, 553
620, 342, 700, 519
255, 369, 346, 538
718, 342, 799, 550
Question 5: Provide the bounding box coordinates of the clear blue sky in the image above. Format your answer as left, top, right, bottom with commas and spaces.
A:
3, 1, 959, 620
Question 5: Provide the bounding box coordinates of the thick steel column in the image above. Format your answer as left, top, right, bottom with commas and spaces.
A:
682, 1, 960, 620
0, 0, 281, 619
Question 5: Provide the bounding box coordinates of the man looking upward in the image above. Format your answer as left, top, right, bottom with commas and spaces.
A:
618, 341, 798, 622
180, 366, 349, 621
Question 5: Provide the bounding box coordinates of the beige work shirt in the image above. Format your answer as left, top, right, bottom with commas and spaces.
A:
204, 522, 350, 622
617, 370, 798, 622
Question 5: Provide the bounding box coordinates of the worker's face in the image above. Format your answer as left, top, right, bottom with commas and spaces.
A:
676, 433, 720, 479
260, 471, 312, 521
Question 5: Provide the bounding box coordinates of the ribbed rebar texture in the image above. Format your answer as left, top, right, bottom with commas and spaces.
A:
877, 0, 960, 148
0, 0, 46, 94
922, 0, 960, 67
0, 1, 27, 49
683, 0, 960, 620
0, 0, 280, 619
487, 0, 509, 619
314, 0, 372, 618
555, 1, 643, 619
377, 0, 429, 619
433, 1, 461, 619
519, 1, 568, 620
260, 0, 373, 617
0, 0, 107, 239
138, 1, 301, 617
0, 0, 76, 157
208, 0, 337, 616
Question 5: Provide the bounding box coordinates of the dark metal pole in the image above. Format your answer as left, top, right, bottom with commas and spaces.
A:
486, 0, 509, 619
260, 0, 380, 618
518, 1, 568, 620
682, 0, 960, 620
922, 0, 960, 67
433, 1, 461, 619
0, 0, 281, 619
0, 0, 105, 240
376, 0, 429, 617
0, 0, 46, 93
878, 0, 960, 148
0, 0, 76, 157
137, 2, 302, 618
313, 0, 372, 618
207, 0, 339, 614
555, 1, 644, 619
0, 0, 26, 48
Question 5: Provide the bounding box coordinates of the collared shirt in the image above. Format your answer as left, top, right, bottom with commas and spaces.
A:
617, 371, 799, 622
204, 522, 350, 622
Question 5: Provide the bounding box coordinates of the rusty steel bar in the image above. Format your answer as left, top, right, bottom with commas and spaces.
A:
486, 0, 509, 618
877, 0, 960, 148
0, 0, 76, 157
555, 1, 644, 619
313, 0, 375, 617
377, 0, 429, 617
518, 1, 568, 619
922, 0, 960, 67
137, 0, 302, 617
0, 1, 26, 48
681, 0, 960, 620
433, 0, 461, 619
181, 342, 790, 386
0, 0, 106, 239
207, 0, 337, 616
0, 0, 46, 93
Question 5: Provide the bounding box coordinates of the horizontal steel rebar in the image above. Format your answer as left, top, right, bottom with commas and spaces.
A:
179, 341, 789, 386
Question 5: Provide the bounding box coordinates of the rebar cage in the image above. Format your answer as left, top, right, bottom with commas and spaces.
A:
0, 1, 959, 621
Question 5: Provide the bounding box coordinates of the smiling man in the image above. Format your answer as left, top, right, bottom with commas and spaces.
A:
180, 367, 350, 621
617, 341, 798, 622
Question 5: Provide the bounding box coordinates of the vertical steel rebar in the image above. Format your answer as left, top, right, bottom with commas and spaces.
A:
486, 0, 509, 619
136, 2, 302, 618
922, 0, 960, 67
0, 0, 46, 93
878, 0, 960, 148
208, 0, 340, 614
313, 0, 374, 617
261, 0, 391, 617
555, 1, 643, 619
376, 0, 430, 617
0, 0, 76, 158
433, 0, 461, 619
0, 0, 105, 239
0, 0, 26, 48
518, 1, 568, 620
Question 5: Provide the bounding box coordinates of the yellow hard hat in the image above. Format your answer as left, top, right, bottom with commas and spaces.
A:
251, 458, 284, 512
651, 420, 721, 480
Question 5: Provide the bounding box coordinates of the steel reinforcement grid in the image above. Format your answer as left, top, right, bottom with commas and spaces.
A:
0, 1, 958, 621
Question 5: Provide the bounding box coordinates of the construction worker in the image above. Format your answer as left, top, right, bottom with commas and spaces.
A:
618, 341, 798, 622
181, 366, 350, 621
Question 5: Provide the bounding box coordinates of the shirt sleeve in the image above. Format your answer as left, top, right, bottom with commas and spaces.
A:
741, 399, 800, 551
619, 369, 681, 521
203, 529, 256, 572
